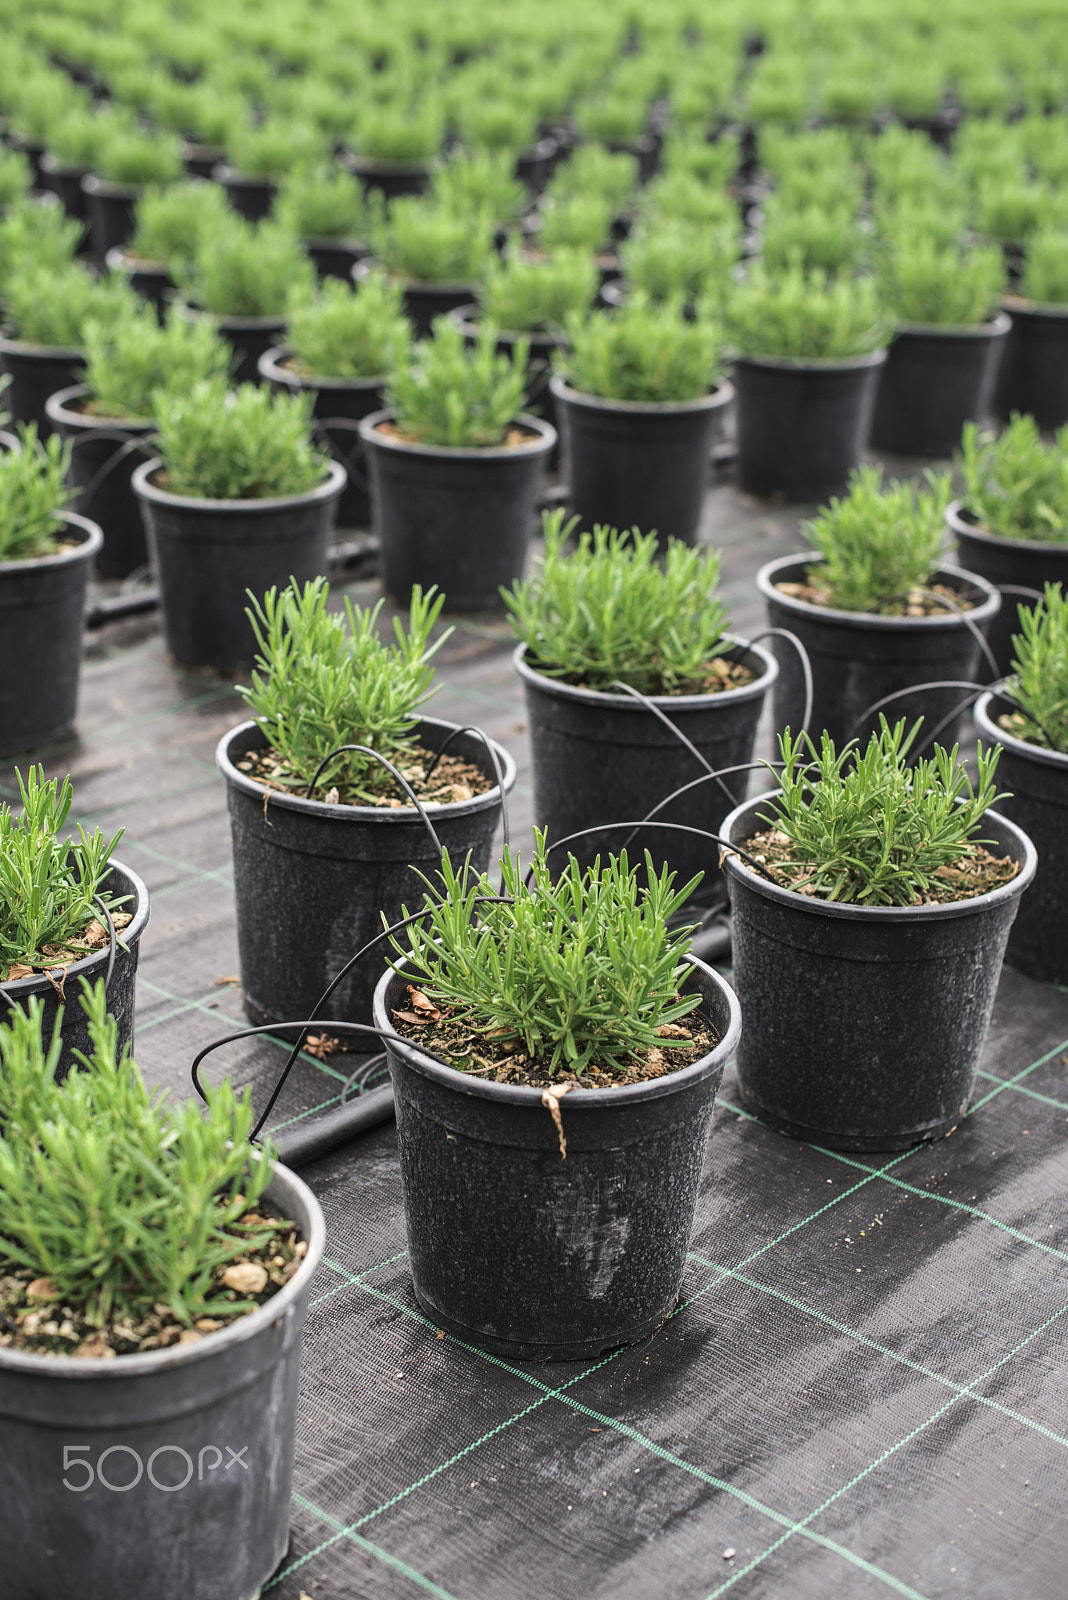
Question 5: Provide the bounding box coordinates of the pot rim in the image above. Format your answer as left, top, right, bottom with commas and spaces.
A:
0, 509, 103, 574
45, 382, 156, 433
0, 856, 149, 1001
1001, 292, 1068, 318
0, 332, 84, 360
175, 301, 289, 332
104, 244, 171, 275
373, 952, 741, 1109
512, 636, 778, 709
81, 172, 143, 199
211, 162, 279, 188
721, 793, 1037, 921
39, 151, 87, 177
258, 346, 386, 393
301, 233, 370, 251
0, 1160, 324, 1379
730, 347, 889, 372
974, 690, 1068, 772
549, 373, 734, 414
946, 499, 1068, 553
756, 553, 1001, 629
216, 716, 517, 823
891, 311, 1012, 338
448, 305, 567, 349
130, 455, 346, 513
358, 408, 557, 459
343, 152, 433, 176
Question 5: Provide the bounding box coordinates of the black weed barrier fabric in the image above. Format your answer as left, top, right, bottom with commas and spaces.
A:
4, 477, 1067, 1600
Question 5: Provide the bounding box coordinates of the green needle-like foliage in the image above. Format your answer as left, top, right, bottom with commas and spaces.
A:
803, 464, 951, 612
1019, 229, 1068, 307
622, 218, 738, 306
547, 144, 639, 211
638, 170, 739, 230
537, 193, 613, 253
561, 296, 722, 403
0, 427, 75, 562
431, 151, 526, 226
388, 317, 528, 448
726, 264, 889, 361
350, 102, 444, 164
958, 417, 1068, 542
879, 236, 1005, 326
372, 195, 495, 283
227, 117, 324, 179
0, 200, 82, 292
394, 836, 702, 1078
287, 275, 410, 381
241, 577, 448, 801
0, 768, 121, 974
972, 176, 1049, 243
762, 204, 866, 275
479, 250, 598, 333
83, 302, 230, 421
274, 164, 368, 240
153, 379, 328, 499
94, 120, 182, 186
0, 146, 31, 208
177, 216, 315, 318
126, 180, 231, 269
1004, 584, 1068, 754
0, 983, 276, 1329
504, 512, 732, 694
3, 264, 135, 350
759, 718, 1006, 905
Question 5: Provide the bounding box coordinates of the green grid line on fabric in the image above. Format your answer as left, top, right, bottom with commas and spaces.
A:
291, 1494, 463, 1600
975, 1068, 1068, 1113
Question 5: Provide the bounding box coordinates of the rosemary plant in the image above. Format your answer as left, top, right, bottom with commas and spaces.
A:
0, 768, 121, 975
0, 146, 31, 208
1019, 229, 1068, 307
2, 265, 135, 350
726, 265, 889, 361
350, 102, 444, 164
757, 719, 1007, 906
94, 120, 182, 186
226, 117, 324, 179
82, 303, 231, 421
240, 577, 448, 802
622, 219, 738, 306
431, 151, 526, 226
958, 417, 1068, 542
393, 837, 702, 1078
372, 195, 495, 284
561, 297, 722, 403
153, 380, 328, 500
287, 275, 410, 381
504, 513, 733, 694
177, 216, 315, 318
1003, 584, 1068, 754
274, 164, 368, 240
388, 319, 528, 448
0, 983, 278, 1332
879, 237, 1005, 326
126, 180, 229, 268
762, 205, 866, 276
0, 428, 74, 562
638, 171, 738, 230
547, 145, 638, 211
537, 193, 613, 254
0, 200, 82, 290
479, 250, 598, 333
802, 464, 951, 612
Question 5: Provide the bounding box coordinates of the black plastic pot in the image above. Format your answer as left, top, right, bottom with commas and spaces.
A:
450, 306, 563, 423
0, 334, 86, 439
515, 136, 557, 193
0, 510, 102, 755
45, 384, 155, 577
374, 953, 740, 1359
946, 500, 1068, 677
219, 718, 516, 1029
258, 346, 382, 528
212, 162, 277, 221
975, 691, 1068, 983
993, 297, 1068, 428
869, 315, 1010, 458
131, 457, 344, 672
0, 859, 149, 1080
81, 173, 139, 257
181, 139, 225, 180
175, 302, 287, 386
732, 350, 887, 502
303, 235, 370, 283
342, 152, 432, 201
5, 130, 46, 185
360, 409, 555, 609
39, 152, 88, 220
605, 132, 660, 183
514, 639, 777, 905
0, 1160, 324, 1600
549, 376, 732, 547
722, 793, 1036, 1152
106, 245, 176, 320
757, 553, 1000, 749
400, 279, 480, 339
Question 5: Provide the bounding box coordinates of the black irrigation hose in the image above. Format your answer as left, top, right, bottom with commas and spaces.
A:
537, 819, 785, 887
68, 430, 158, 516
734, 628, 814, 737
914, 587, 1002, 683
311, 415, 370, 497
300, 742, 443, 856
605, 679, 738, 805
421, 724, 511, 853
617, 759, 784, 856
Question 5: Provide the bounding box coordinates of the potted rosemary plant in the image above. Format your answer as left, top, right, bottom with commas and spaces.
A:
0, 263, 134, 437
724, 263, 889, 501
217, 577, 515, 1029
869, 234, 1009, 457
0, 984, 324, 1600
373, 837, 741, 1358
342, 102, 443, 200
365, 195, 497, 337
550, 296, 728, 547
948, 417, 1068, 675
81, 121, 183, 258
212, 116, 323, 222
974, 585, 1068, 982
722, 718, 1035, 1151
274, 162, 371, 281
258, 274, 410, 529
359, 317, 555, 609
0, 768, 149, 1076
46, 301, 230, 577
131, 379, 345, 672
0, 428, 103, 753
106, 179, 230, 318
995, 229, 1068, 428
508, 515, 776, 901
758, 465, 1000, 748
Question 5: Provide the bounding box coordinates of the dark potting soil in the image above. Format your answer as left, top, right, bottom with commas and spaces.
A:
7, 470, 1068, 1598
389, 981, 717, 1088
376, 420, 538, 450
742, 827, 1020, 905
773, 577, 977, 617
996, 707, 1067, 755
0, 1202, 305, 1358
0, 908, 132, 983
531, 652, 756, 697
236, 743, 493, 808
